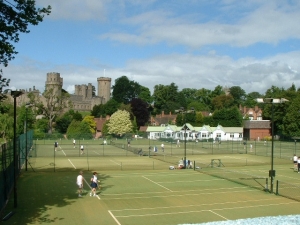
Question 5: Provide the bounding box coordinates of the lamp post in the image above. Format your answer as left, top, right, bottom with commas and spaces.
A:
4, 90, 24, 208
175, 107, 195, 169
256, 98, 289, 193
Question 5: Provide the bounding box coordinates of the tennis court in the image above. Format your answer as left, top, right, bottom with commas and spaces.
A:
2, 158, 300, 224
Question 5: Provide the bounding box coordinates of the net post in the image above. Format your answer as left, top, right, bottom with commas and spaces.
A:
276, 180, 279, 195
265, 178, 268, 192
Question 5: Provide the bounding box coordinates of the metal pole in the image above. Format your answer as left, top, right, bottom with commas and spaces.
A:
184, 115, 186, 169
270, 103, 275, 193
13, 96, 17, 207
25, 107, 28, 171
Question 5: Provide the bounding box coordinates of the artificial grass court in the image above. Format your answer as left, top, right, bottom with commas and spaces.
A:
2, 157, 300, 225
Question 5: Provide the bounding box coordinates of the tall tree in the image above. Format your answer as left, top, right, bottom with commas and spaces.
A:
229, 86, 246, 107
1, 0, 51, 66
152, 83, 182, 114
282, 95, 300, 137
112, 76, 141, 104
130, 98, 150, 128
107, 110, 133, 136
212, 107, 243, 127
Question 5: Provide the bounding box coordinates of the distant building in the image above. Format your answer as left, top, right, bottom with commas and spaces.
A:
11, 72, 112, 112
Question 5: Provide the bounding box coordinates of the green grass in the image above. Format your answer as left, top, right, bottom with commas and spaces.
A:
2, 140, 300, 224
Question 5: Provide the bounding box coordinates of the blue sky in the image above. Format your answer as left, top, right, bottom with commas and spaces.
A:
3, 0, 300, 95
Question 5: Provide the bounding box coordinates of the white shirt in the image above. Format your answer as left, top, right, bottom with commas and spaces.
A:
92, 175, 97, 183
294, 155, 298, 161
77, 174, 83, 185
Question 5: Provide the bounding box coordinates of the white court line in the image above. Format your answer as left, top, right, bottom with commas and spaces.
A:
68, 159, 76, 169
108, 210, 121, 225
110, 160, 121, 166
102, 189, 257, 201
111, 197, 277, 212
209, 210, 228, 220
61, 150, 66, 156
142, 176, 173, 192
224, 156, 263, 163
114, 202, 298, 218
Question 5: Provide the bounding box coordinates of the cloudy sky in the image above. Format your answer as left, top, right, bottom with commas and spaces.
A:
3, 0, 300, 95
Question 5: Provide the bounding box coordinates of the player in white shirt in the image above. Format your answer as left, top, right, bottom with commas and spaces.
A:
76, 171, 83, 197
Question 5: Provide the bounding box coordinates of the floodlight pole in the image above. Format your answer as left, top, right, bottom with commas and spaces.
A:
10, 90, 24, 208
270, 103, 275, 193
256, 98, 288, 194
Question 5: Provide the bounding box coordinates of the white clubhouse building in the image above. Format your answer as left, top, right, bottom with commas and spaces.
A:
146, 124, 243, 141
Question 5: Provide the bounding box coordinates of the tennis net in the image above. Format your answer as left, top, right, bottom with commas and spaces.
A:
276, 180, 300, 202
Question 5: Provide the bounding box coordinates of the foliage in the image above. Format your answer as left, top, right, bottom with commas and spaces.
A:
130, 98, 150, 127
34, 118, 49, 134
229, 86, 246, 107
0, 0, 51, 66
66, 120, 93, 139
0, 112, 13, 141
212, 107, 243, 127
112, 76, 141, 104
91, 99, 120, 117
107, 110, 133, 136
0, 71, 10, 102
152, 83, 182, 114
211, 94, 235, 110
82, 115, 96, 134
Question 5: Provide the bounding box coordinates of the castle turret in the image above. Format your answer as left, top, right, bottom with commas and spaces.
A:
45, 72, 63, 97
97, 77, 111, 104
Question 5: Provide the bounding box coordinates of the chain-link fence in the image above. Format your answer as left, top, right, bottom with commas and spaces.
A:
0, 130, 33, 214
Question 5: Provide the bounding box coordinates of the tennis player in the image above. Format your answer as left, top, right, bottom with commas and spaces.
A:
293, 154, 298, 172
90, 172, 98, 196
76, 171, 83, 197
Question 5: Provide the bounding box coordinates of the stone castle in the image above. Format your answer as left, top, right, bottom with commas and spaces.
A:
13, 72, 112, 112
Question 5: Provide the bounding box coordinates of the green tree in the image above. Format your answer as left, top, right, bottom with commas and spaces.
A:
1, 1, 51, 66
82, 115, 96, 134
107, 110, 133, 136
0, 72, 10, 102
244, 92, 262, 108
282, 95, 300, 137
139, 86, 152, 104
211, 94, 235, 110
195, 88, 212, 108
112, 76, 141, 104
229, 86, 246, 106
0, 112, 13, 141
67, 120, 93, 139
152, 83, 182, 114
130, 98, 150, 128
212, 107, 243, 127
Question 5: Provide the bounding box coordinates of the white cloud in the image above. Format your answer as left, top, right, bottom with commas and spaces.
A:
4, 51, 300, 96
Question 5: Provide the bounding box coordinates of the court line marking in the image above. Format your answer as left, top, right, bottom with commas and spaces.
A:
110, 160, 121, 166
142, 176, 173, 192
223, 156, 263, 162
110, 197, 278, 212
114, 202, 299, 218
108, 210, 121, 225
102, 187, 247, 196
103, 189, 257, 200
68, 159, 76, 169
209, 210, 228, 220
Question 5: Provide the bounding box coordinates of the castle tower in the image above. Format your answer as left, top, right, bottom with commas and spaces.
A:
87, 83, 93, 99
97, 77, 111, 104
45, 72, 63, 97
